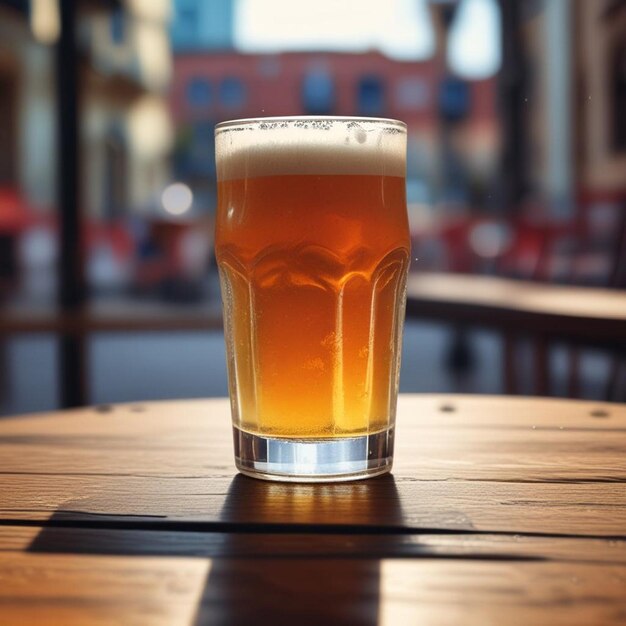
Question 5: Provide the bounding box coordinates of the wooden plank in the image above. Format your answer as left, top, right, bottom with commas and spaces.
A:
1, 396, 623, 479
407, 273, 626, 323
376, 560, 626, 626
406, 273, 626, 342
0, 396, 625, 535
1, 525, 625, 564
2, 475, 625, 536
0, 552, 210, 626
0, 301, 223, 334
0, 550, 625, 626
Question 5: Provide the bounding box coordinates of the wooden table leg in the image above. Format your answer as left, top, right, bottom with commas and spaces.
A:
503, 332, 517, 394
0, 335, 7, 408
59, 333, 88, 408
533, 336, 549, 397
567, 347, 581, 398
605, 354, 624, 402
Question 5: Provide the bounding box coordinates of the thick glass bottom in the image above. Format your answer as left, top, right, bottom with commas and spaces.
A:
232, 425, 394, 483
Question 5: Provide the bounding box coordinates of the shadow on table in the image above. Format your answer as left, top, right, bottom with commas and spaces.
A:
193, 473, 405, 625
27, 474, 406, 625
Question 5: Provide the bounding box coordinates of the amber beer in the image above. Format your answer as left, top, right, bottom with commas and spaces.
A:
215, 117, 409, 481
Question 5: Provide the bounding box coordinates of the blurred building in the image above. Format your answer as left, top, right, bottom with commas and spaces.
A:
170, 0, 234, 52
0, 0, 173, 220
513, 0, 626, 286
83, 0, 173, 219
574, 0, 626, 287
519, 0, 626, 212
0, 2, 55, 210
169, 50, 498, 215
0, 0, 174, 298
576, 0, 626, 200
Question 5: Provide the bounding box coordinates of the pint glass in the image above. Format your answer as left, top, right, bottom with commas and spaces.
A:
215, 117, 410, 482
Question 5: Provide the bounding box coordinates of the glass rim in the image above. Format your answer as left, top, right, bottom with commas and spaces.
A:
215, 115, 407, 134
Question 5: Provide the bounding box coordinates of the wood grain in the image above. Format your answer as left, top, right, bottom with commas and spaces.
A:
0, 551, 210, 626
1, 396, 624, 535
1, 525, 625, 564
0, 299, 223, 334
1, 395, 625, 625
406, 273, 626, 343
1, 549, 625, 626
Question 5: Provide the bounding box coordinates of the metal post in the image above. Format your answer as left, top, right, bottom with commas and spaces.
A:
56, 0, 87, 407
498, 0, 526, 213
544, 0, 573, 219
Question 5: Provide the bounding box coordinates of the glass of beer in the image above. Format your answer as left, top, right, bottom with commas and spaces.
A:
215, 117, 410, 482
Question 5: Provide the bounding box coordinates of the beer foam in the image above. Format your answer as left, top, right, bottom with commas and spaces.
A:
215, 117, 406, 181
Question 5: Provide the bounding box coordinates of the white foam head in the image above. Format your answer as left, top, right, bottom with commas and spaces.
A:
215, 117, 406, 181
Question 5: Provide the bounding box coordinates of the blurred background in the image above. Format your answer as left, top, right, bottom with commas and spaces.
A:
0, 0, 624, 415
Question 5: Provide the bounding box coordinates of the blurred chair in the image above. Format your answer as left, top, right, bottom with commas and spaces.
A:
501, 197, 626, 400
408, 200, 626, 400
567, 196, 626, 400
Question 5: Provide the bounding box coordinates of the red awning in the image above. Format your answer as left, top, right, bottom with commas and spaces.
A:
0, 188, 36, 233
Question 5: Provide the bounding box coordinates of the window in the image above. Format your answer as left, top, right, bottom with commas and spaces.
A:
186, 78, 212, 108
110, 8, 125, 45
190, 121, 216, 174
302, 70, 335, 114
219, 77, 245, 109
438, 76, 470, 122
357, 76, 385, 115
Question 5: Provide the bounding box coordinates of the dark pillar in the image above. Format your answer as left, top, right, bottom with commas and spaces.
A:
498, 0, 527, 213
56, 0, 87, 407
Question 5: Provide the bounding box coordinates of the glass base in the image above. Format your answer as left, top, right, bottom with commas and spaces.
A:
233, 426, 394, 483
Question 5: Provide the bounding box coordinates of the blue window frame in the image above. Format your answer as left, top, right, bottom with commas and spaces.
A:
357, 75, 385, 115
439, 77, 471, 122
186, 78, 212, 108
302, 70, 335, 114
219, 77, 245, 109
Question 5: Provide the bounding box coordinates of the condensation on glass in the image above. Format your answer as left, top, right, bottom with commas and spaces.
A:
215, 116, 410, 481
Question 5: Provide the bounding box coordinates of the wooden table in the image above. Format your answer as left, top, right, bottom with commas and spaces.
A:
0, 298, 223, 407
406, 273, 626, 343
406, 273, 626, 397
1, 395, 625, 625
0, 298, 223, 334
